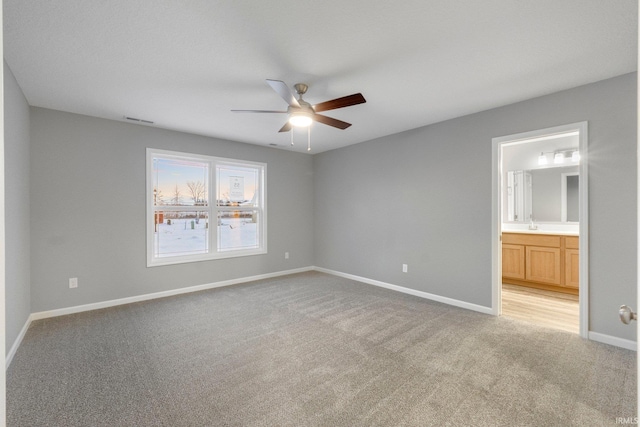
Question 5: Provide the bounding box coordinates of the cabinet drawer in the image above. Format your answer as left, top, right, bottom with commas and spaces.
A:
565, 236, 579, 249
503, 233, 561, 248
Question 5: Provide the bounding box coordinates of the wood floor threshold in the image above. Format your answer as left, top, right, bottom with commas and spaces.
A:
501, 283, 579, 334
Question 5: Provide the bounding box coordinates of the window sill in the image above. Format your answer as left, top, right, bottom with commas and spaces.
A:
147, 248, 267, 267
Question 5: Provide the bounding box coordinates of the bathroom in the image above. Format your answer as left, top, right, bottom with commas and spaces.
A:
500, 130, 582, 333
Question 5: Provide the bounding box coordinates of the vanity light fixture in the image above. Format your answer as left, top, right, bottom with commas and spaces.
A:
572, 150, 580, 162
537, 149, 579, 166
538, 152, 548, 165
554, 152, 565, 164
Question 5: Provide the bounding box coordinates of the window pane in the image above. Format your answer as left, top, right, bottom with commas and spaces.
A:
218, 210, 259, 251
154, 211, 210, 257
217, 165, 259, 207
153, 157, 208, 207
148, 149, 266, 266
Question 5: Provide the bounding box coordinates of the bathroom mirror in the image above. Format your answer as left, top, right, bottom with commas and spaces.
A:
505, 165, 579, 223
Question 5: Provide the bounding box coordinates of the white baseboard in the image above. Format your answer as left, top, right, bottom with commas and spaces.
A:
6, 314, 33, 369
30, 266, 313, 322
9, 266, 635, 369
313, 268, 638, 352
588, 331, 637, 351
7, 266, 311, 369
313, 266, 494, 315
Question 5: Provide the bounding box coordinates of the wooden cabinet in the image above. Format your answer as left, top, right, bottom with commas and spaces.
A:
564, 236, 580, 289
502, 232, 578, 294
565, 249, 580, 289
502, 244, 525, 280
526, 246, 561, 285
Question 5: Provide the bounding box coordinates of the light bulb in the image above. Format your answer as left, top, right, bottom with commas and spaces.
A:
289, 112, 312, 127
538, 152, 548, 165
554, 152, 564, 164
571, 151, 580, 162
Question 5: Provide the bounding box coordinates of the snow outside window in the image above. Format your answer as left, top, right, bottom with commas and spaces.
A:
147, 148, 266, 266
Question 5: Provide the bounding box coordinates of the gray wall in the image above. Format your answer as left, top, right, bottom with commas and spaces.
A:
314, 73, 637, 341
18, 72, 640, 344
30, 108, 314, 312
4, 61, 31, 353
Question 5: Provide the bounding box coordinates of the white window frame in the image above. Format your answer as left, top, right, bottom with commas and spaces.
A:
146, 148, 267, 267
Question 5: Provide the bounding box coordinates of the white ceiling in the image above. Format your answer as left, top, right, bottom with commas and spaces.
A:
4, 0, 638, 153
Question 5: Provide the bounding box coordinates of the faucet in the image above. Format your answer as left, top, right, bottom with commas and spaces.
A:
528, 218, 538, 230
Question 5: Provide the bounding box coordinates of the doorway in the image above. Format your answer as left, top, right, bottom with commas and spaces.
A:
491, 122, 588, 337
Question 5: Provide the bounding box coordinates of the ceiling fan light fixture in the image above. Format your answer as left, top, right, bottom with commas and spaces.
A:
289, 111, 313, 127
232, 79, 366, 143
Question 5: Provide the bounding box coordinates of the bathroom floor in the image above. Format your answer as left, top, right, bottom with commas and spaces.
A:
502, 283, 579, 334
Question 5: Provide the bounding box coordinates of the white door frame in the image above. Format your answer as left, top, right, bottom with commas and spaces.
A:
636, 4, 640, 413
491, 121, 589, 338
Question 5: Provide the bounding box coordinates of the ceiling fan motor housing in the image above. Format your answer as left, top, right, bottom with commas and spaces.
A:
294, 83, 308, 95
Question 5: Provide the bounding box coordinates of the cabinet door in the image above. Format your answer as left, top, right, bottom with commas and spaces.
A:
526, 246, 561, 285
565, 249, 579, 288
502, 244, 525, 280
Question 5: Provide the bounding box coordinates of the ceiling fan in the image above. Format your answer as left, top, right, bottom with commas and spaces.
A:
231, 79, 366, 133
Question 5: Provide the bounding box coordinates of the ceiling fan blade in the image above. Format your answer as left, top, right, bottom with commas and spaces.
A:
266, 79, 300, 108
278, 122, 292, 133
313, 114, 352, 130
231, 110, 287, 113
313, 93, 366, 113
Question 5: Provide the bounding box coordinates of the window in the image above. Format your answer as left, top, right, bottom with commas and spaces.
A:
147, 148, 266, 266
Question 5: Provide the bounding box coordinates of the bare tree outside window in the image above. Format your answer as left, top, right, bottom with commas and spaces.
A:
186, 181, 206, 205
172, 184, 182, 206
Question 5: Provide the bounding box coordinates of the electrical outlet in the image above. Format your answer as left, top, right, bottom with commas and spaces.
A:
285, 252, 289, 259
69, 277, 78, 289
402, 264, 408, 273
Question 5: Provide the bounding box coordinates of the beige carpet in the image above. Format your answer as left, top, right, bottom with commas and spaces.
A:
7, 271, 637, 426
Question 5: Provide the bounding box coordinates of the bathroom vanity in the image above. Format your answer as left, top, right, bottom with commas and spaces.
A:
502, 231, 579, 294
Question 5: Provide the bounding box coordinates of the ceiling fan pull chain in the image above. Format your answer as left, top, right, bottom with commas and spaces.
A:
307, 126, 311, 152
290, 129, 294, 146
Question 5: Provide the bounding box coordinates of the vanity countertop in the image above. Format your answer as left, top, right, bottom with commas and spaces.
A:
502, 229, 579, 236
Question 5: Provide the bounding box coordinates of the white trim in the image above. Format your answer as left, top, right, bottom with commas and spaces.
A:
491, 122, 589, 338
30, 267, 312, 321
637, 10, 640, 410
313, 266, 494, 315
636, 12, 640, 409
491, 134, 502, 316
589, 332, 637, 351
9, 265, 637, 369
6, 315, 32, 369
0, 16, 6, 418
146, 148, 267, 267
577, 122, 589, 338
